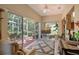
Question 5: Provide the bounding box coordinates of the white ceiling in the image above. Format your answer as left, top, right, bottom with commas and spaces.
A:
28, 4, 67, 16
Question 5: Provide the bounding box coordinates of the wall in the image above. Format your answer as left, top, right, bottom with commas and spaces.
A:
42, 14, 62, 22
74, 4, 79, 22
61, 4, 74, 20
74, 5, 79, 32
1, 11, 8, 40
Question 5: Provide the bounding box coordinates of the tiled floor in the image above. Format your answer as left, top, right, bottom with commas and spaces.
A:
25, 38, 60, 55
0, 37, 60, 55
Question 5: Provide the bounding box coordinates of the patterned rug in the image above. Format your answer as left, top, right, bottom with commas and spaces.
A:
34, 39, 55, 55
24, 38, 60, 55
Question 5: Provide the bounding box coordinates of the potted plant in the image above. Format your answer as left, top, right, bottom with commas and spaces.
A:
75, 31, 79, 41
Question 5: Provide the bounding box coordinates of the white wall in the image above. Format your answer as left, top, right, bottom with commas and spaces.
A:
61, 4, 74, 20
74, 5, 79, 32
42, 14, 62, 22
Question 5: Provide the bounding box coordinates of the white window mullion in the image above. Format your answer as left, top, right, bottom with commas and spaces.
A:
27, 19, 28, 37
38, 22, 41, 39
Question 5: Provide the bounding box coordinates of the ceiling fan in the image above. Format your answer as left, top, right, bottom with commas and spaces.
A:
43, 4, 50, 15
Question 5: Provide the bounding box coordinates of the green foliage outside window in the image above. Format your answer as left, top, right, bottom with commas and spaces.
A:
8, 11, 37, 40
28, 20, 35, 36
75, 31, 79, 41
8, 12, 22, 39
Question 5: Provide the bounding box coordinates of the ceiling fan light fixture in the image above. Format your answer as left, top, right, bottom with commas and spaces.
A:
43, 8, 47, 13
73, 12, 75, 17
43, 4, 49, 14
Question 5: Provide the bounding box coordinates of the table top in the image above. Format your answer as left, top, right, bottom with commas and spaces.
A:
61, 40, 79, 50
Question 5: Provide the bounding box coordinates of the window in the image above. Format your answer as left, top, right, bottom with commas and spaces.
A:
8, 11, 36, 48
45, 22, 58, 35
8, 12, 22, 40
28, 19, 35, 36
23, 18, 28, 36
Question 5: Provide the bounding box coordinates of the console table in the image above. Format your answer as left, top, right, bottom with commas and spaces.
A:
61, 40, 79, 55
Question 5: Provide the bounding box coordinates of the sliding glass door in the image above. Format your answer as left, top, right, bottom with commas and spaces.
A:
8, 12, 22, 41
7, 11, 37, 48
